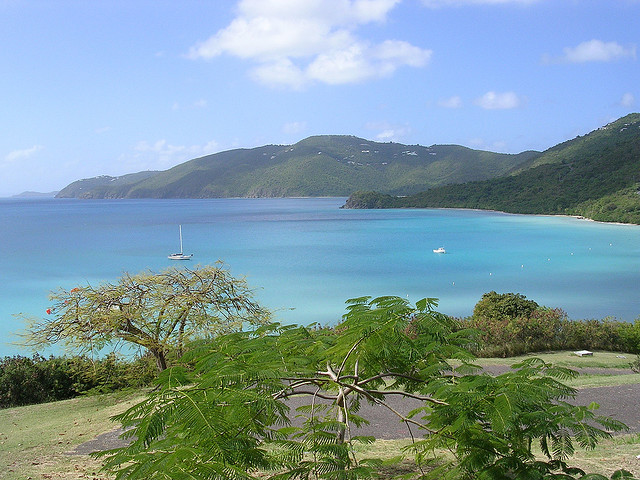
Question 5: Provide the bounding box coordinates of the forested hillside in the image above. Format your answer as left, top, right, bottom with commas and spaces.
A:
344, 114, 640, 224
56, 135, 536, 199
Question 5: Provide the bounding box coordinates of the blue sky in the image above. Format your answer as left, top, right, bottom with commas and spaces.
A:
1, 0, 638, 196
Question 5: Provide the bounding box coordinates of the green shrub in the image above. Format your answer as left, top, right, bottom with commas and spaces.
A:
559, 317, 629, 352
463, 292, 634, 357
0, 355, 49, 407
618, 317, 640, 354
472, 291, 539, 322
0, 353, 156, 408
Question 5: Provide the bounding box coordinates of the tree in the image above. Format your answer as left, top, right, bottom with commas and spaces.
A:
99, 296, 628, 480
22, 263, 270, 371
472, 291, 539, 323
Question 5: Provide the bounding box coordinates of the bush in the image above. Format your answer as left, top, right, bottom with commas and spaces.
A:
559, 317, 629, 352
463, 292, 563, 357
618, 317, 640, 354
472, 291, 539, 322
463, 292, 634, 357
0, 353, 156, 408
0, 355, 50, 407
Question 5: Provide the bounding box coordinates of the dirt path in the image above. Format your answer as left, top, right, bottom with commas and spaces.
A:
72, 380, 640, 455
574, 383, 640, 433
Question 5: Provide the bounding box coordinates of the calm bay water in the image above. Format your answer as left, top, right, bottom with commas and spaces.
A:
1, 197, 639, 357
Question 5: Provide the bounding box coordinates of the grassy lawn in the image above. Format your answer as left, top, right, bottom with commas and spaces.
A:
356, 436, 640, 478
1, 351, 638, 479
0, 391, 143, 480
473, 350, 640, 388
473, 350, 636, 369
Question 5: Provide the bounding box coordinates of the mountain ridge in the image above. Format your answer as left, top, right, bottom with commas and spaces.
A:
343, 113, 640, 224
56, 135, 538, 199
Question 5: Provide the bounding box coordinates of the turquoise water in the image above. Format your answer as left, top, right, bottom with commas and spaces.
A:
1, 197, 639, 356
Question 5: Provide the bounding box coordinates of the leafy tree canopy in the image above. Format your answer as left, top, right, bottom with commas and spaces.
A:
473, 291, 540, 323
21, 263, 270, 371
100, 295, 629, 480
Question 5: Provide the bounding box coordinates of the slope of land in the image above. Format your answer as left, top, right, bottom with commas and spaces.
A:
56, 171, 159, 199
56, 135, 537, 199
344, 114, 640, 224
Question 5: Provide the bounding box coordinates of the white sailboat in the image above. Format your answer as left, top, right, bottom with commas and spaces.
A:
168, 225, 193, 260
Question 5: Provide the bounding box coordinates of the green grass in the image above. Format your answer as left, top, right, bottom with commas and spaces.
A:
1, 351, 637, 479
567, 372, 640, 388
357, 436, 640, 478
0, 391, 143, 480
472, 350, 639, 388
474, 350, 636, 369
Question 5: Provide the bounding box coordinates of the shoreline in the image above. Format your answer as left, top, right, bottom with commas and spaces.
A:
8, 196, 640, 227
382, 205, 640, 227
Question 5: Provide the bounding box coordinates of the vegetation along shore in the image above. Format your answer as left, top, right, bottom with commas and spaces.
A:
3, 266, 640, 479
344, 114, 640, 225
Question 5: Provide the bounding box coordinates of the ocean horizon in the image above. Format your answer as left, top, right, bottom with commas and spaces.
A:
1, 197, 639, 357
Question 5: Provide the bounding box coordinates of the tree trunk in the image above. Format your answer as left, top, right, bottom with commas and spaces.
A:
153, 349, 168, 371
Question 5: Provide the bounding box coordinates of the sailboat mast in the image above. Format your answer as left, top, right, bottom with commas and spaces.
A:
179, 225, 183, 253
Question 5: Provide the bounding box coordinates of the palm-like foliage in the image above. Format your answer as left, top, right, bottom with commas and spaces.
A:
411, 357, 627, 479
99, 296, 629, 479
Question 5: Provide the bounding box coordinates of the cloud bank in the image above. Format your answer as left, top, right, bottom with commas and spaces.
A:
421, 0, 538, 6
475, 91, 523, 110
187, 0, 432, 88
119, 139, 220, 173
3, 145, 44, 164
544, 39, 637, 64
438, 95, 463, 108
564, 40, 636, 63
620, 93, 636, 107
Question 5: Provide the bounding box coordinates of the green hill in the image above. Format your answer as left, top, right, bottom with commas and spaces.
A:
56, 135, 536, 199
344, 114, 640, 224
55, 171, 159, 198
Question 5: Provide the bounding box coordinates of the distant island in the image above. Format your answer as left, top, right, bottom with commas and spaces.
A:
12, 191, 59, 198
55, 113, 640, 224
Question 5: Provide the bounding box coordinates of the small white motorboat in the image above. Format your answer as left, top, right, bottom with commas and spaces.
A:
433, 247, 446, 254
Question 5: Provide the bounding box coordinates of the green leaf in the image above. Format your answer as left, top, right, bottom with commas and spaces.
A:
611, 470, 638, 480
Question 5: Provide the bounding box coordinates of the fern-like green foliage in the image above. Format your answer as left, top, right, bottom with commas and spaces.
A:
98, 296, 629, 480
410, 356, 627, 479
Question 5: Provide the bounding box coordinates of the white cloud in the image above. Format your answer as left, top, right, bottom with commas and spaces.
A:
421, 0, 538, 6
122, 139, 220, 172
366, 122, 411, 141
282, 121, 307, 135
375, 129, 400, 141
187, 0, 430, 87
475, 91, 523, 110
375, 40, 432, 68
307, 43, 375, 84
438, 95, 463, 108
469, 137, 508, 152
557, 40, 636, 64
4, 145, 44, 164
251, 58, 308, 89
620, 92, 636, 107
